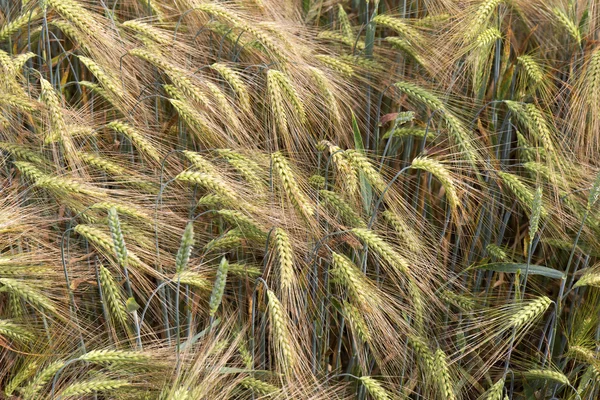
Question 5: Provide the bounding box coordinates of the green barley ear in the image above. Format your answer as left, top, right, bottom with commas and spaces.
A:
518, 55, 544, 85
209, 257, 229, 317
475, 27, 502, 48
174, 270, 210, 290
351, 228, 410, 275
464, 0, 504, 40
498, 171, 546, 217
58, 377, 131, 397
0, 278, 56, 313
342, 301, 371, 342
318, 140, 359, 196
319, 189, 366, 227
409, 334, 435, 374
217, 210, 265, 238
434, 348, 455, 400
0, 9, 41, 41
0, 319, 35, 344
39, 77, 66, 143
99, 265, 128, 329
316, 54, 355, 77
552, 8, 582, 44
122, 20, 169, 45
337, 4, 353, 38
587, 171, 600, 210
267, 70, 288, 135
529, 186, 543, 242
95, 233, 141, 268
372, 14, 423, 43
509, 296, 551, 329
169, 99, 211, 137
80, 152, 126, 176
239, 377, 279, 396
382, 210, 421, 253
217, 149, 265, 192
394, 81, 445, 111
78, 349, 151, 365
309, 175, 326, 189
273, 228, 294, 291
46, 0, 96, 36
271, 151, 314, 218
358, 376, 392, 400
330, 252, 371, 309
204, 229, 243, 252
573, 269, 600, 288
410, 156, 459, 211
175, 222, 194, 273
523, 369, 569, 385
318, 31, 365, 50
175, 170, 238, 202
0, 142, 45, 164
182, 150, 217, 174
483, 379, 505, 400
21, 360, 66, 399
78, 56, 124, 98
106, 121, 161, 162
210, 63, 251, 112
344, 150, 387, 192
4, 359, 39, 396
266, 289, 294, 373
107, 207, 128, 267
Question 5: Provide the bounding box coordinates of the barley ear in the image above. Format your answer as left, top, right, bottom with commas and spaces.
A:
209, 257, 229, 317
175, 222, 194, 273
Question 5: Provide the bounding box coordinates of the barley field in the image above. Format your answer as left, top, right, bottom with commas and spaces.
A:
1, 0, 599, 399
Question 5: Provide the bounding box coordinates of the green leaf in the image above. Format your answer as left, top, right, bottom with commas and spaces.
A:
476, 263, 564, 279
126, 297, 140, 313
352, 110, 364, 153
